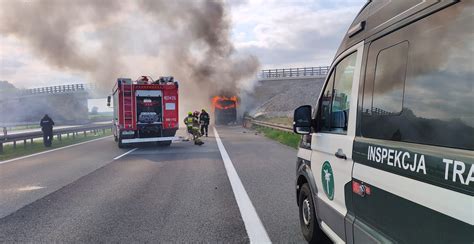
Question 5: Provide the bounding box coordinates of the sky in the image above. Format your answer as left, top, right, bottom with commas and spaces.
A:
230, 0, 364, 68
0, 0, 365, 91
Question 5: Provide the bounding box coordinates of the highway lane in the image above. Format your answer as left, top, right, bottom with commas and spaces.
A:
0, 136, 126, 218
216, 126, 306, 243
0, 126, 308, 243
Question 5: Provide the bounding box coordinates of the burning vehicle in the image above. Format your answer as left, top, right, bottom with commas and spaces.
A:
108, 76, 179, 148
212, 96, 238, 125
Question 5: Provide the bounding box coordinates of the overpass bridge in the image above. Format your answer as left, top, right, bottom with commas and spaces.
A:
0, 84, 92, 125
250, 66, 329, 118
17, 83, 102, 98
258, 66, 329, 80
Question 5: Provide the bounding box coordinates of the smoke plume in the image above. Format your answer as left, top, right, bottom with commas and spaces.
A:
0, 0, 260, 116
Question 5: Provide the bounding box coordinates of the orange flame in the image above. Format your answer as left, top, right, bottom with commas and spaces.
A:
212, 96, 238, 110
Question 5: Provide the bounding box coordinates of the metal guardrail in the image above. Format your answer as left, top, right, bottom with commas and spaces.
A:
0, 84, 94, 99
244, 118, 293, 133
259, 66, 330, 80
0, 123, 112, 153
21, 84, 88, 95
0, 121, 91, 128
0, 122, 38, 128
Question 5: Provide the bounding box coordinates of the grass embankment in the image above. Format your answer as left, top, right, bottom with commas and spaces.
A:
253, 125, 300, 149
0, 129, 112, 162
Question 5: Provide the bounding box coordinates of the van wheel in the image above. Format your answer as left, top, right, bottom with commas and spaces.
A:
299, 183, 324, 243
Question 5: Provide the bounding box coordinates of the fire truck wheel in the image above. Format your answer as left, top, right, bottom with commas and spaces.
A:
157, 141, 172, 147
118, 138, 125, 148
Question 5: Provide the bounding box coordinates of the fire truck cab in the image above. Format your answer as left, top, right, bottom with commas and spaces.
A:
108, 76, 179, 148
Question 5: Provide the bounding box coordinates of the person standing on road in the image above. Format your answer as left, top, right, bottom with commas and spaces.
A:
2, 127, 7, 140
199, 109, 210, 137
40, 114, 54, 147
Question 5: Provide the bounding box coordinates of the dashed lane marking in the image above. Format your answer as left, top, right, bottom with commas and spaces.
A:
113, 148, 138, 160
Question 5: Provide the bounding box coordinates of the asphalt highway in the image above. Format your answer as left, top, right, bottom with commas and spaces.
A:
0, 126, 307, 243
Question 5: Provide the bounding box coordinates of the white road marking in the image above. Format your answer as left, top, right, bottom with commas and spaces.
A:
0, 136, 112, 165
113, 148, 138, 160
213, 127, 271, 244
17, 185, 45, 191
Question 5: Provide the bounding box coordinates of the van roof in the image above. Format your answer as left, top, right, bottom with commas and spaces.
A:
334, 0, 458, 59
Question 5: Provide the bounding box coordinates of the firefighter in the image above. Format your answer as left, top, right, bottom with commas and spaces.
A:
193, 111, 200, 119
184, 112, 194, 137
40, 114, 54, 147
199, 109, 210, 137
184, 112, 203, 145
192, 111, 200, 129
192, 111, 202, 136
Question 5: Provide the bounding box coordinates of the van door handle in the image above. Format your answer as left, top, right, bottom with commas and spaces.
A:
335, 149, 347, 160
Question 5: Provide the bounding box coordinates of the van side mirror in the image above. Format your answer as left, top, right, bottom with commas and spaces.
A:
293, 105, 312, 135
107, 96, 111, 107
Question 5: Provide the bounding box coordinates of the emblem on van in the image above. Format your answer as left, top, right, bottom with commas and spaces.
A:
321, 161, 335, 200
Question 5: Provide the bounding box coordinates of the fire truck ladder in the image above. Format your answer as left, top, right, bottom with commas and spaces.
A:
122, 81, 134, 129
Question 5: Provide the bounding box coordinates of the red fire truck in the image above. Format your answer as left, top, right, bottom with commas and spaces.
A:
107, 76, 179, 148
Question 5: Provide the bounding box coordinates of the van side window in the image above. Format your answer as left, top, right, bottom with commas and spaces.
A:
372, 41, 408, 114
318, 52, 357, 134
319, 72, 334, 132
361, 8, 474, 150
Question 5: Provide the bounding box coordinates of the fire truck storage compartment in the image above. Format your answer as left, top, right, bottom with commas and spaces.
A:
135, 90, 163, 138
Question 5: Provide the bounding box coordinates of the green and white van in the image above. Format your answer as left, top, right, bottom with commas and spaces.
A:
293, 1, 473, 243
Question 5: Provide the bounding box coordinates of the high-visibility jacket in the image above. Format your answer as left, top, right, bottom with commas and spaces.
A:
184, 116, 196, 128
